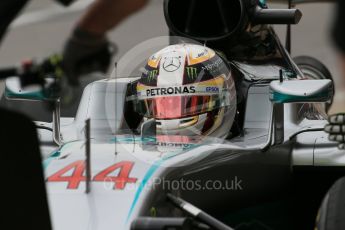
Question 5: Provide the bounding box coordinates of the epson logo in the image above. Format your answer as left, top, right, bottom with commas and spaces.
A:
146, 86, 196, 97
206, 87, 219, 92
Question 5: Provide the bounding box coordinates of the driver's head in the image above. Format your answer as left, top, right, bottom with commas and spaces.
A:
135, 44, 236, 138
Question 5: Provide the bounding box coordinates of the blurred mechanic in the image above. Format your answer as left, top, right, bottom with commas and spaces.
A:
62, 0, 148, 85
328, 0, 345, 115
325, 0, 345, 149
0, 0, 147, 228
1, 0, 148, 84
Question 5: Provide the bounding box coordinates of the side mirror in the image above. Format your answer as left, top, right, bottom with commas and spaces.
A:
5, 77, 58, 101
5, 77, 44, 101
269, 79, 333, 103
5, 77, 62, 146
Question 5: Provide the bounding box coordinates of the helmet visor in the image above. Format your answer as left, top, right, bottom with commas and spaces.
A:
132, 75, 234, 119
144, 95, 220, 119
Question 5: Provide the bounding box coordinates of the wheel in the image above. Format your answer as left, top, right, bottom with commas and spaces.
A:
316, 176, 345, 230
294, 56, 332, 80
293, 56, 334, 120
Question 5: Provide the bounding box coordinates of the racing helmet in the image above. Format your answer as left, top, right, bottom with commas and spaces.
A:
135, 44, 236, 138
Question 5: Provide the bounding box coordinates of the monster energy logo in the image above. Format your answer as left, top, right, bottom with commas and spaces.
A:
147, 70, 158, 81
186, 67, 198, 79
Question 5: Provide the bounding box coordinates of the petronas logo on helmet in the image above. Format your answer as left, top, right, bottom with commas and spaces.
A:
186, 67, 198, 79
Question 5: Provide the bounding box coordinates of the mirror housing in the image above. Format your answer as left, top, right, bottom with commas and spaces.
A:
5, 77, 62, 146
269, 79, 333, 103
5, 77, 59, 101
5, 77, 46, 101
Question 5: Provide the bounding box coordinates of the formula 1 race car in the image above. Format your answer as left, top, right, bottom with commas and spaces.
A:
2, 0, 342, 230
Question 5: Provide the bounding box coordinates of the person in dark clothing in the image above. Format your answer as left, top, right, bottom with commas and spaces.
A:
328, 0, 345, 115
0, 0, 148, 228
332, 0, 345, 55
0, 108, 52, 229
0, 1, 29, 41
325, 0, 345, 149
0, 0, 148, 83
0, 1, 53, 228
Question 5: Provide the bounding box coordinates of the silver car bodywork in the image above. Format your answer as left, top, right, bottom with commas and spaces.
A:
37, 64, 340, 229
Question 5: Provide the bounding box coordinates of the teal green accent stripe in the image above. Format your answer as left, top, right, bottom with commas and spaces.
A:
125, 149, 192, 223
259, 0, 266, 6
270, 91, 330, 103
125, 159, 162, 222
110, 136, 156, 144
42, 141, 79, 169
43, 149, 61, 169
5, 87, 46, 100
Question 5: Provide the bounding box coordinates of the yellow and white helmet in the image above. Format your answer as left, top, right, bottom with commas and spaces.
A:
135, 44, 236, 139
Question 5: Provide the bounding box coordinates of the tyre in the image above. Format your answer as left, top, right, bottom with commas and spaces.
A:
316, 176, 345, 230
294, 56, 332, 80
293, 56, 334, 120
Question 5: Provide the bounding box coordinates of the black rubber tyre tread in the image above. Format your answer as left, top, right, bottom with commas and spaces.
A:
317, 176, 345, 230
